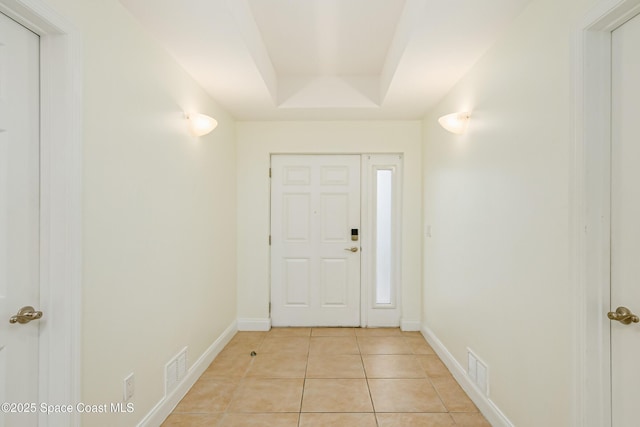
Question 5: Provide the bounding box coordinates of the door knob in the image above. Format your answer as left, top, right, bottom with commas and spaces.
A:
344, 247, 358, 253
607, 306, 640, 325
9, 306, 43, 324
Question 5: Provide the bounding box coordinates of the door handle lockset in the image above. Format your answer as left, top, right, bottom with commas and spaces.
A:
9, 306, 43, 324
608, 306, 639, 325
344, 247, 358, 253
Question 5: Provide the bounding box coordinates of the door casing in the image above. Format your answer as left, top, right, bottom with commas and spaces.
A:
360, 154, 403, 328
574, 0, 640, 426
0, 1, 82, 426
269, 153, 403, 328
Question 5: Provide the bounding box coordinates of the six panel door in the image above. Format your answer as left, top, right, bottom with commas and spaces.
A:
271, 155, 361, 326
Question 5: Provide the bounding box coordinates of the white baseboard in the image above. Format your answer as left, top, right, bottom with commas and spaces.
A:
400, 319, 422, 331
237, 317, 271, 331
421, 325, 514, 427
137, 320, 238, 427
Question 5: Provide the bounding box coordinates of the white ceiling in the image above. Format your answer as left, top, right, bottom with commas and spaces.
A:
119, 0, 531, 120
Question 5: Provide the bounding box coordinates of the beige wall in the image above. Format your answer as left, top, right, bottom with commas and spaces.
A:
236, 121, 423, 328
41, 0, 237, 425
23, 0, 607, 423
422, 0, 596, 425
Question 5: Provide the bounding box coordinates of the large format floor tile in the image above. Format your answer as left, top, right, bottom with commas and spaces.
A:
417, 354, 452, 378
354, 327, 403, 337
226, 378, 304, 413
310, 327, 355, 337
368, 378, 448, 413
306, 354, 365, 378
309, 336, 360, 355
162, 413, 223, 427
430, 376, 478, 412
299, 412, 377, 426
259, 336, 310, 354
162, 327, 490, 426
357, 336, 412, 354
362, 354, 426, 378
451, 412, 493, 426
268, 327, 311, 337
200, 352, 252, 379
173, 378, 238, 413
301, 379, 374, 412
376, 412, 456, 427
245, 353, 307, 378
223, 332, 266, 352
218, 413, 300, 427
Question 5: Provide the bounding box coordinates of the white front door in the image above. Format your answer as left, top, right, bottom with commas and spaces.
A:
0, 12, 41, 426
610, 11, 640, 426
271, 155, 361, 326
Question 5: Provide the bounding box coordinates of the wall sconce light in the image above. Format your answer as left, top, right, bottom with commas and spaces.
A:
186, 113, 218, 136
438, 112, 470, 135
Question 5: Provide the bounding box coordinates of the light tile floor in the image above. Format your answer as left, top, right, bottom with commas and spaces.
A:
162, 328, 491, 426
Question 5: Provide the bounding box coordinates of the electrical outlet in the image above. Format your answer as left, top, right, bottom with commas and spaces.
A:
123, 373, 134, 401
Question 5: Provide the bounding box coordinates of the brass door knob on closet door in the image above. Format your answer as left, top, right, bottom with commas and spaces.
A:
9, 306, 43, 324
608, 306, 640, 325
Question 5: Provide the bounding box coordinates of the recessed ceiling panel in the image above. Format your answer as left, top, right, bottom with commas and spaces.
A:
119, 0, 533, 119
248, 0, 405, 76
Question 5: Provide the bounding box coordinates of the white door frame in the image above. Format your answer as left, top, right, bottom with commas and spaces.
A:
360, 154, 403, 328
269, 152, 404, 328
0, 1, 81, 426
574, 1, 640, 425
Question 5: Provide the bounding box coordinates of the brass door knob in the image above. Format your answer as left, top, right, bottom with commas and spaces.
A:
344, 247, 359, 253
607, 306, 639, 325
9, 306, 43, 324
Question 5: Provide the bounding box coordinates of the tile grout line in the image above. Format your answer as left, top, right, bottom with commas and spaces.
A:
357, 333, 381, 427
163, 329, 489, 426
297, 335, 311, 427
223, 332, 265, 423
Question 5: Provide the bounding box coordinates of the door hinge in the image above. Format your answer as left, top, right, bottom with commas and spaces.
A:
269, 235, 271, 245
269, 302, 271, 315
269, 168, 271, 178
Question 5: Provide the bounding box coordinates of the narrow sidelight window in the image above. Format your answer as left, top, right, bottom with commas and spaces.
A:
375, 169, 393, 305
362, 154, 402, 326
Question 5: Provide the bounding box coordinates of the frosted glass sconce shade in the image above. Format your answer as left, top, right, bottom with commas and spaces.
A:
438, 112, 470, 135
186, 113, 218, 136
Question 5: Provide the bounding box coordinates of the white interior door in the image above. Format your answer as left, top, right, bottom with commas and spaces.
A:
0, 12, 41, 426
610, 11, 640, 427
271, 155, 361, 326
